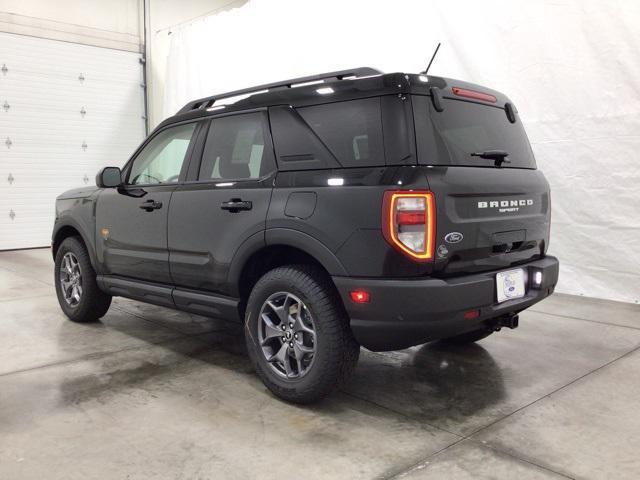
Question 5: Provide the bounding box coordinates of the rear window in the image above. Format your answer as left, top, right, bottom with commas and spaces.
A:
415, 96, 536, 169
199, 113, 274, 180
297, 97, 385, 167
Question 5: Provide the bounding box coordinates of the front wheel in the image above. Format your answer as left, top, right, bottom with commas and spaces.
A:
245, 265, 359, 404
54, 236, 112, 322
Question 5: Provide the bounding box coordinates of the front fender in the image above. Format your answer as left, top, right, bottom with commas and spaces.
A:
52, 195, 98, 271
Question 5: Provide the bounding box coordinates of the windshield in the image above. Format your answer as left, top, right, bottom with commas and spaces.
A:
414, 96, 536, 169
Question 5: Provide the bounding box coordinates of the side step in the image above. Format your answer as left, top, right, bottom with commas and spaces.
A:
97, 275, 241, 322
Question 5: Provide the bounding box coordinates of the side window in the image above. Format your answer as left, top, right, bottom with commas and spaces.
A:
128, 123, 196, 185
199, 113, 272, 181
297, 97, 385, 167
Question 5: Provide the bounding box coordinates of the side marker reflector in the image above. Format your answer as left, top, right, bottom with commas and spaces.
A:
464, 309, 480, 320
349, 290, 370, 304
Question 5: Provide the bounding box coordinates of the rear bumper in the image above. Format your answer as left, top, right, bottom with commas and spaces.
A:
332, 256, 559, 351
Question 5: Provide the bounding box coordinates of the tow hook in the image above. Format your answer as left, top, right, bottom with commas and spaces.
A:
492, 314, 519, 332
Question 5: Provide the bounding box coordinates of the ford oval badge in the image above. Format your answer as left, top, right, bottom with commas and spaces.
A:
444, 232, 464, 244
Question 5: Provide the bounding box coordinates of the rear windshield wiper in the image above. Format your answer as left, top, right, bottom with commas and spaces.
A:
471, 150, 511, 167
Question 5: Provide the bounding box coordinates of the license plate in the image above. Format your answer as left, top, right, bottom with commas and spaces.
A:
496, 268, 525, 303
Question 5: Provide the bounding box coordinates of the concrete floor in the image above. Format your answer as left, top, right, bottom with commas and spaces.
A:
1, 249, 639, 480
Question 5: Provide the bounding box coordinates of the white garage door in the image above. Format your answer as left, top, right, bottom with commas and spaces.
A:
0, 31, 145, 250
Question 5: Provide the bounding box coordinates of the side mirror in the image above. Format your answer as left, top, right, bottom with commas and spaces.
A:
96, 167, 122, 188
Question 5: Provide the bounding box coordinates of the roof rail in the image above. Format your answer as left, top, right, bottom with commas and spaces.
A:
177, 67, 383, 115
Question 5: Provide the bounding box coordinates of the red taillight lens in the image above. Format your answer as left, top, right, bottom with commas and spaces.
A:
396, 211, 426, 225
382, 191, 436, 262
452, 87, 497, 103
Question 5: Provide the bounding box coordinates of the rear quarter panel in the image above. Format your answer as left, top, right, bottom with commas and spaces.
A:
267, 166, 432, 277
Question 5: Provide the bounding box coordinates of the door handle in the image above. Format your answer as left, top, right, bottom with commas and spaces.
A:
221, 199, 252, 212
139, 199, 163, 211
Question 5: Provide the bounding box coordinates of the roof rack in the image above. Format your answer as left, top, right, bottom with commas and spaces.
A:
177, 67, 383, 115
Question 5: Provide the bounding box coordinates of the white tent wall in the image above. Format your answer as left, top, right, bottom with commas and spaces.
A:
161, 0, 640, 304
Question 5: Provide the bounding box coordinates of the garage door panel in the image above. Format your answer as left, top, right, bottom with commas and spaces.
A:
1, 117, 144, 137
1, 113, 143, 131
1, 80, 144, 113
0, 35, 143, 85
0, 152, 138, 167
0, 98, 144, 122
2, 72, 143, 92
0, 149, 138, 161
0, 65, 143, 86
1, 171, 112, 188
0, 98, 144, 120
0, 131, 142, 150
0, 32, 145, 250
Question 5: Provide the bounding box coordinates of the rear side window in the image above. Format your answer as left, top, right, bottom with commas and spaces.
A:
297, 97, 385, 167
415, 96, 536, 169
199, 113, 274, 180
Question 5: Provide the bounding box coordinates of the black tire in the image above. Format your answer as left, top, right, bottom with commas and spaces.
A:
244, 265, 359, 404
54, 236, 112, 322
441, 328, 493, 345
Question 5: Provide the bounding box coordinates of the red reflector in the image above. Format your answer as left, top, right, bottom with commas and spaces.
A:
349, 290, 370, 304
464, 309, 480, 320
452, 87, 497, 103
396, 211, 426, 225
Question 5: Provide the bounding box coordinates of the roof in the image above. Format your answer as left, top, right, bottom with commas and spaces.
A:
157, 67, 513, 130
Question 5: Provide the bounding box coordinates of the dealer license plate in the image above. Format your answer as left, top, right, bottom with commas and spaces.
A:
496, 268, 525, 303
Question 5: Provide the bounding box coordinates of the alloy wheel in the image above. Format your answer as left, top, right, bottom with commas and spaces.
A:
258, 292, 316, 379
59, 252, 83, 306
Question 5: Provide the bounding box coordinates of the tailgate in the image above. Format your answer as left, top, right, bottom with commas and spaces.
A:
411, 87, 551, 276
425, 166, 551, 275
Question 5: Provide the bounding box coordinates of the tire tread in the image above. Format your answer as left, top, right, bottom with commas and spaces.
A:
54, 236, 111, 322
245, 264, 359, 404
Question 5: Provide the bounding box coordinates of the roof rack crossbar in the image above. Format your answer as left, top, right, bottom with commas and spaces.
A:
177, 67, 382, 114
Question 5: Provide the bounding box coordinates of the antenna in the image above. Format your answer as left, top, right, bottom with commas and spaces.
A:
421, 42, 441, 75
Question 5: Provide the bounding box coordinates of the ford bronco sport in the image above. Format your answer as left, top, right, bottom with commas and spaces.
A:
52, 67, 559, 403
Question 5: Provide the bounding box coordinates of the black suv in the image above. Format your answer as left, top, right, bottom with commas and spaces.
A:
52, 68, 559, 403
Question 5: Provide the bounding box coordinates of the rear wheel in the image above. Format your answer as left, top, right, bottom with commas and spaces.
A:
441, 328, 493, 345
54, 236, 112, 322
245, 265, 359, 404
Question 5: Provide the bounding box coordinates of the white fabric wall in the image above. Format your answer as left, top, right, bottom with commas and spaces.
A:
163, 0, 640, 304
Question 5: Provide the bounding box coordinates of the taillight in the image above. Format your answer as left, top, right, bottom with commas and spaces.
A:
452, 87, 497, 103
382, 191, 436, 262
